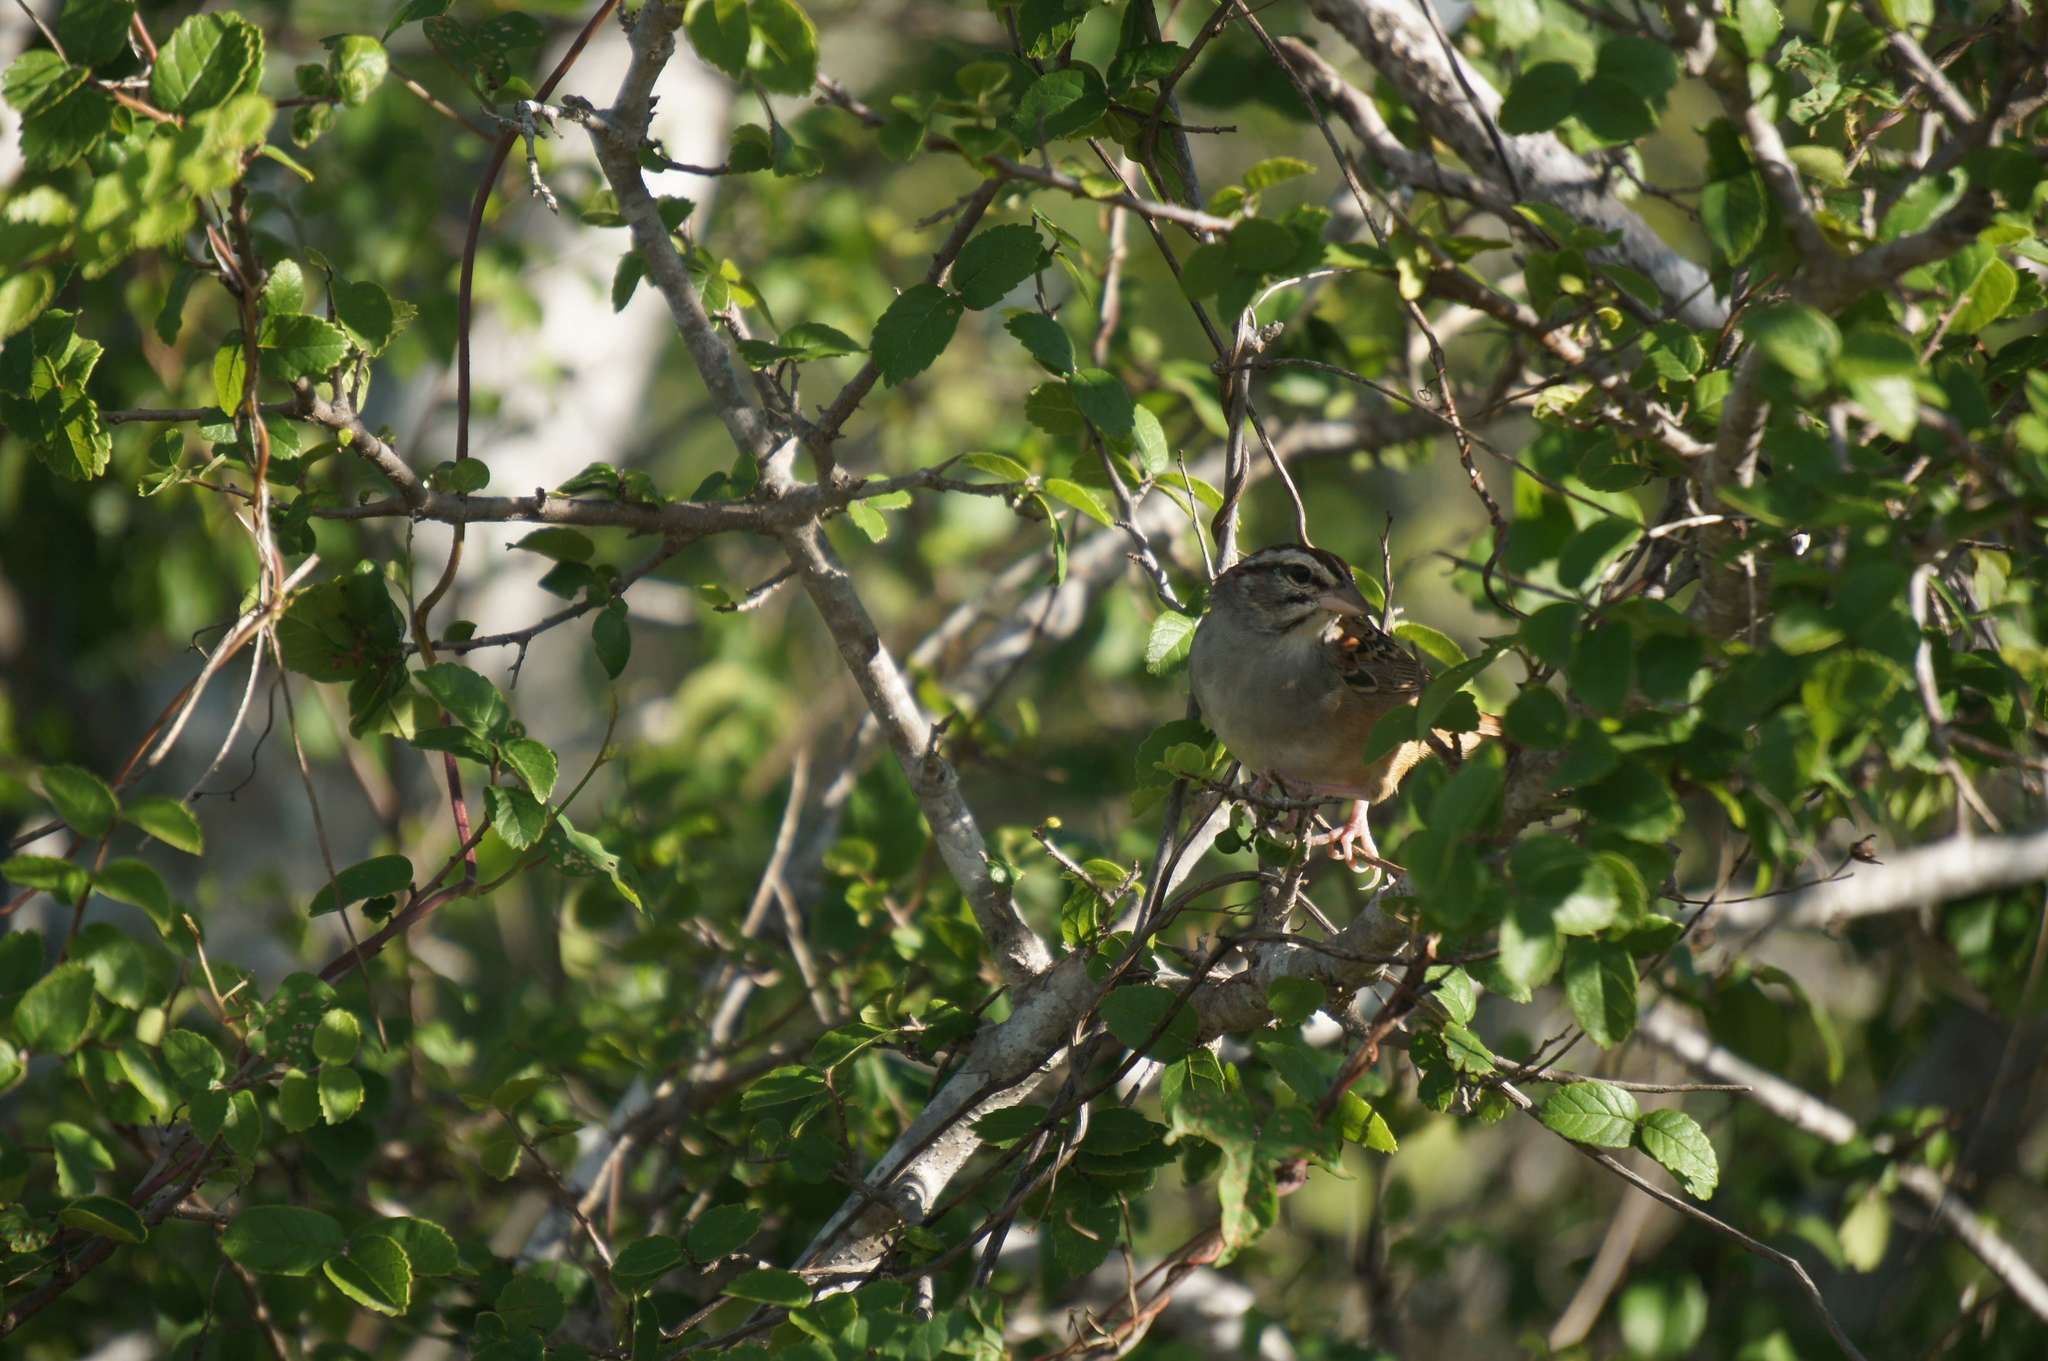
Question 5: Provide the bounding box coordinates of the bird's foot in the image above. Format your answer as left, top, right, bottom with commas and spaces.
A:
1327, 800, 1403, 875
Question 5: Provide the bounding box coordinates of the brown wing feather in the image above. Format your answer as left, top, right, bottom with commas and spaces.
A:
1330, 617, 1430, 694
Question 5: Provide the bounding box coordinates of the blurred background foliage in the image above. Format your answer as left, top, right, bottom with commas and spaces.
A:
1, 1, 2046, 1359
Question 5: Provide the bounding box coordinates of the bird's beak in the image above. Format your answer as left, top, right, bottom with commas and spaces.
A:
1317, 578, 1374, 619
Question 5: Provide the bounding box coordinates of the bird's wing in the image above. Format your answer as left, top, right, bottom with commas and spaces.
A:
1329, 617, 1430, 695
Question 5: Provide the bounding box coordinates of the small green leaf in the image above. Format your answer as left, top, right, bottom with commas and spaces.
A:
325, 1232, 410, 1314
502, 738, 559, 800
223, 1205, 346, 1276
1068, 367, 1136, 438
1540, 1080, 1640, 1147
614, 1235, 686, 1293
61, 1194, 147, 1244
151, 13, 263, 114
1499, 62, 1582, 134
486, 786, 548, 851
686, 1204, 763, 1262
93, 859, 173, 934
39, 765, 116, 838
319, 1065, 365, 1124
15, 962, 96, 1053
1044, 477, 1113, 528
1011, 63, 1108, 143
1005, 312, 1075, 373
683, 0, 750, 77
496, 1271, 568, 1332
51, 1121, 114, 1195
512, 527, 594, 562
327, 35, 389, 107
416, 663, 510, 737
746, 0, 818, 95
163, 1028, 227, 1095
260, 314, 349, 382
1743, 304, 1840, 385
308, 855, 414, 917
1100, 984, 1198, 1061
1266, 977, 1325, 1026
1637, 1108, 1719, 1199
871, 283, 963, 387
952, 223, 1047, 309
1145, 610, 1197, 675
726, 1267, 812, 1307
593, 598, 631, 679
1564, 938, 1638, 1047
314, 1009, 361, 1064
962, 451, 1031, 481
361, 1217, 457, 1275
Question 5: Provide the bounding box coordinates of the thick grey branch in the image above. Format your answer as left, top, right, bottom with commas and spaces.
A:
1308, 0, 1726, 329
1712, 825, 2048, 933
1638, 1006, 2048, 1322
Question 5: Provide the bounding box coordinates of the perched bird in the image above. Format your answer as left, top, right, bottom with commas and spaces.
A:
1187, 543, 1499, 871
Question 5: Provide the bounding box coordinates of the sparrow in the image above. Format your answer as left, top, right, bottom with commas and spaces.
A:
1187, 543, 1499, 871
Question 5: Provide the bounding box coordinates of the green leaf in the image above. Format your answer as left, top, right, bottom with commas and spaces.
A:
1243, 156, 1314, 192
319, 1065, 365, 1124
360, 1217, 457, 1275
151, 13, 264, 115
1594, 37, 1678, 105
962, 451, 1032, 482
4, 52, 87, 116
1227, 217, 1297, 273
1569, 621, 1635, 714
1498, 895, 1563, 993
325, 1232, 411, 1314
952, 224, 1047, 309
593, 598, 631, 679
1735, 0, 1782, 55
1266, 977, 1325, 1026
1068, 367, 1136, 438
60, 1194, 147, 1244
163, 1029, 227, 1095
614, 1235, 686, 1293
1948, 258, 2017, 337
496, 1271, 568, 1332
4, 854, 88, 900
726, 1267, 812, 1307
0, 269, 56, 344
276, 1068, 319, 1132
51, 1121, 114, 1196
1701, 171, 1769, 265
1499, 62, 1582, 134
1564, 938, 1638, 1047
512, 527, 594, 562
1441, 1023, 1497, 1074
15, 962, 96, 1053
501, 738, 559, 800
416, 663, 510, 737
747, 0, 819, 95
486, 786, 548, 851
684, 0, 750, 77
1145, 610, 1197, 676
1100, 984, 1198, 1061
261, 313, 350, 381
93, 859, 174, 933
1044, 477, 1113, 528
1011, 63, 1108, 143
328, 35, 389, 107
333, 278, 412, 356
686, 1204, 763, 1262
223, 1205, 347, 1276
1394, 621, 1465, 668
1743, 304, 1840, 385
1637, 1108, 1719, 1198
871, 283, 962, 387
1539, 1080, 1640, 1147
314, 1009, 361, 1065
778, 321, 862, 359
117, 1038, 175, 1114
39, 764, 117, 838
1573, 75, 1656, 144
739, 1064, 826, 1110
846, 499, 888, 541
308, 854, 414, 917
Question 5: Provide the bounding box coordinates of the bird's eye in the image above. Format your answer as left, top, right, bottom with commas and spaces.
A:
1283, 564, 1317, 586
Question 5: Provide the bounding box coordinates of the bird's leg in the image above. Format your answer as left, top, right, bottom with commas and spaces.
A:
1330, 799, 1404, 875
